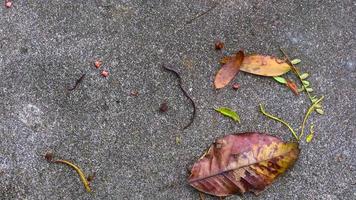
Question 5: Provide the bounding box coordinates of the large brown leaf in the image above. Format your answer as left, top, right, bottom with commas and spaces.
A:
188, 132, 299, 197
240, 55, 291, 76
214, 51, 244, 89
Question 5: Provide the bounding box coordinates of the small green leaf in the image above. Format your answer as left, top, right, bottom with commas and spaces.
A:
314, 103, 322, 109
291, 59, 301, 65
315, 108, 324, 115
300, 73, 309, 79
306, 88, 313, 92
311, 96, 318, 103
176, 136, 181, 144
302, 80, 310, 87
298, 87, 305, 92
215, 107, 240, 123
306, 125, 315, 143
273, 76, 287, 84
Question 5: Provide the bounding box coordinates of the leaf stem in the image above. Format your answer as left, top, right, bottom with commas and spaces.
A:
54, 159, 91, 192
279, 48, 313, 102
259, 104, 299, 141
299, 96, 324, 140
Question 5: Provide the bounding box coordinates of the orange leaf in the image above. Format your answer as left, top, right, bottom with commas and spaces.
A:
188, 133, 299, 197
286, 79, 299, 95
240, 55, 291, 76
214, 51, 244, 89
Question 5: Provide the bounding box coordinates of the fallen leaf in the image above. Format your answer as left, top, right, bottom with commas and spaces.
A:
176, 136, 182, 145
188, 133, 299, 197
273, 76, 287, 84
54, 159, 92, 192
219, 56, 230, 65
240, 55, 291, 76
214, 51, 244, 89
315, 108, 324, 115
300, 73, 309, 79
291, 59, 301, 65
302, 80, 310, 87
286, 79, 299, 95
306, 125, 315, 143
215, 107, 240, 123
297, 87, 305, 92
306, 88, 313, 92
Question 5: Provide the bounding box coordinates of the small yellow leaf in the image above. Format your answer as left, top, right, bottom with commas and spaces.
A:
315, 108, 324, 115
306, 125, 315, 143
306, 134, 313, 143
314, 103, 322, 109
302, 80, 310, 87
240, 55, 291, 77
306, 88, 313, 92
176, 136, 182, 144
300, 73, 309, 79
291, 59, 301, 65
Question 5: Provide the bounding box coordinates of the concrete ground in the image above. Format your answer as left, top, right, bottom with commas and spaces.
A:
0, 0, 355, 199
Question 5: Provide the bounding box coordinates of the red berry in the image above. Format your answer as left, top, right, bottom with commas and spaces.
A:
101, 70, 109, 77
5, 1, 12, 8
94, 60, 102, 68
232, 83, 240, 90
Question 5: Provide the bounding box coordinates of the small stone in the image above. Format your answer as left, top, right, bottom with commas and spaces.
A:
215, 41, 224, 50
130, 90, 139, 96
159, 102, 168, 113
44, 151, 54, 162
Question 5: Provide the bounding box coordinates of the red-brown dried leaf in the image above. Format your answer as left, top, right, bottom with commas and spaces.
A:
286, 79, 299, 95
188, 132, 299, 197
214, 51, 244, 89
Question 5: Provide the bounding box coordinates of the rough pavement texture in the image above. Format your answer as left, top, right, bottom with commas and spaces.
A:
0, 0, 355, 199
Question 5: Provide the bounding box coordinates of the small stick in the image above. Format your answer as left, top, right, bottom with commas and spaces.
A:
68, 74, 86, 91
260, 104, 298, 141
185, 3, 219, 24
163, 65, 196, 129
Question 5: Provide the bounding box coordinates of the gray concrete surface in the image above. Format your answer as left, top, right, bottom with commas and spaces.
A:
0, 0, 355, 199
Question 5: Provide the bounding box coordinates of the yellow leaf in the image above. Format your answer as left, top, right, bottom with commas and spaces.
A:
240, 55, 291, 76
